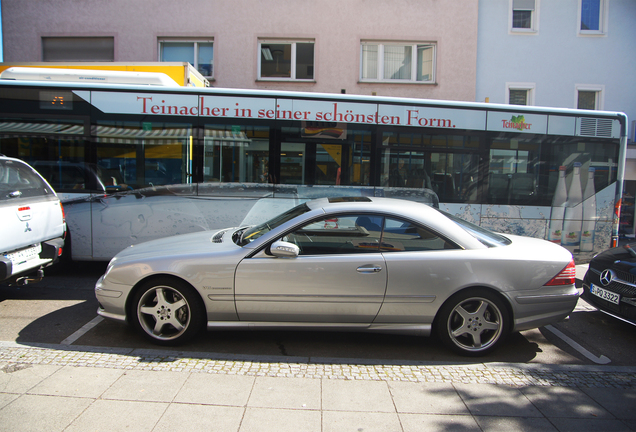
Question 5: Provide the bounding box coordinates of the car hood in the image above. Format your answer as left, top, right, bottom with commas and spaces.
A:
113, 228, 240, 261
590, 244, 636, 275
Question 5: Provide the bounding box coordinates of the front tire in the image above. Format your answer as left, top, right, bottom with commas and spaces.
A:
130, 279, 204, 346
436, 288, 509, 356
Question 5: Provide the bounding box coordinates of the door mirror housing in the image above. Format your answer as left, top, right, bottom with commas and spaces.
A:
270, 240, 300, 258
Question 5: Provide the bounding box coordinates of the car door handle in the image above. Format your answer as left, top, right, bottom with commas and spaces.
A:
357, 265, 382, 273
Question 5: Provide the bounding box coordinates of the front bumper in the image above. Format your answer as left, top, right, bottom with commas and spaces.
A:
95, 274, 129, 323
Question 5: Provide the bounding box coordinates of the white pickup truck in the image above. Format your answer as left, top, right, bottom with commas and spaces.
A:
1, 155, 66, 285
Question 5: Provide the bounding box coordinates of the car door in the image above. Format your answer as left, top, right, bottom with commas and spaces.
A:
374, 216, 460, 324
234, 214, 388, 323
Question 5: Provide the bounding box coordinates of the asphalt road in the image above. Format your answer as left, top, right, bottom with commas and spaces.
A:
1, 261, 635, 366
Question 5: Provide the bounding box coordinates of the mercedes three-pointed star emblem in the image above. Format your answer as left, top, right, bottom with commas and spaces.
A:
600, 269, 614, 287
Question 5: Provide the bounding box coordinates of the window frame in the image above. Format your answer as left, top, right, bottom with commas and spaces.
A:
158, 38, 214, 78
509, 0, 540, 34
257, 39, 316, 82
575, 84, 605, 110
578, 0, 608, 36
505, 82, 536, 106
359, 41, 436, 84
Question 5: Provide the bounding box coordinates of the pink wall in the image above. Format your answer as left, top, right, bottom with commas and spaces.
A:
2, 0, 478, 100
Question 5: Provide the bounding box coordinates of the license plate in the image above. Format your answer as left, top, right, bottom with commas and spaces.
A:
4, 245, 41, 265
590, 284, 621, 305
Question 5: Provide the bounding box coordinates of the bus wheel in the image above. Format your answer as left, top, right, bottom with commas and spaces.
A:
436, 288, 509, 356
130, 279, 204, 346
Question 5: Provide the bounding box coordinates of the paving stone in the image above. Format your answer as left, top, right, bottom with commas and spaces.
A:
0, 343, 635, 388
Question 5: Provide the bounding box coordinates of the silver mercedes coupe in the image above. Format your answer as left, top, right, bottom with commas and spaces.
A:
95, 196, 578, 356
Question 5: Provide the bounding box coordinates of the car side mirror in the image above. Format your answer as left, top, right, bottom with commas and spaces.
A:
270, 240, 299, 258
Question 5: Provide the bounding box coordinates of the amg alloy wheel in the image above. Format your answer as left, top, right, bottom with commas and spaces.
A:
131, 279, 204, 345
437, 288, 509, 356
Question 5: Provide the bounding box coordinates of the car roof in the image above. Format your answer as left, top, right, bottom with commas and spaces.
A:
307, 196, 437, 216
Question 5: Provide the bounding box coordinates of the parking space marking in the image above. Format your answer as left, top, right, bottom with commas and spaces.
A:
60, 316, 104, 345
544, 324, 611, 365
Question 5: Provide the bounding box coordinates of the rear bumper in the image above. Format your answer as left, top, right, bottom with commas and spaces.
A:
0, 237, 65, 284
511, 284, 580, 332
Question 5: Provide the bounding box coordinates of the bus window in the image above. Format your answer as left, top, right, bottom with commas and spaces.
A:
95, 121, 192, 190
0, 118, 88, 192
488, 135, 541, 205
380, 132, 480, 203
340, 130, 372, 186
280, 142, 305, 184
203, 124, 270, 183
280, 128, 371, 187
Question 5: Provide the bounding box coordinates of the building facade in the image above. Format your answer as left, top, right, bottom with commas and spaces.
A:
1, 0, 478, 101
476, 0, 636, 236
476, 0, 635, 129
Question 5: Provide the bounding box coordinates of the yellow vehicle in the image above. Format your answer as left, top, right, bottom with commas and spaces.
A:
0, 62, 209, 87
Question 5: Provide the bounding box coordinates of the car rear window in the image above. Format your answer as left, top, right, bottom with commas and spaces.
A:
440, 210, 511, 247
0, 159, 53, 201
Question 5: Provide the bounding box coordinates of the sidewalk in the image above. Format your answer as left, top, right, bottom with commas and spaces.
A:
1, 341, 635, 432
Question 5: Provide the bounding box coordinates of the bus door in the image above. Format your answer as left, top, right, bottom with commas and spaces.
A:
280, 142, 350, 186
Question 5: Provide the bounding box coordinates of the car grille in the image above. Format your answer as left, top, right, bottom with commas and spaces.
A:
588, 266, 636, 297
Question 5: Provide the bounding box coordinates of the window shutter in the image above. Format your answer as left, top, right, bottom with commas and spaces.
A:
513, 0, 535, 10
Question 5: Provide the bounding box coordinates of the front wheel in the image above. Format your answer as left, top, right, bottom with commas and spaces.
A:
436, 288, 509, 356
130, 279, 204, 346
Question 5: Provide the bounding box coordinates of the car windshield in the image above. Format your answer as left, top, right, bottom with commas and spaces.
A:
441, 210, 511, 247
237, 203, 311, 246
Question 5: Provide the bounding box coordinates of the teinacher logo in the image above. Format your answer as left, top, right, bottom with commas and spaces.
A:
501, 115, 532, 131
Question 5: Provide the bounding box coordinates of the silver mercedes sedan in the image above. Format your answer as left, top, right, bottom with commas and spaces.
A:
95, 197, 578, 356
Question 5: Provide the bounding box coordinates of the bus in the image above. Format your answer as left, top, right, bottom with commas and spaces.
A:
0, 70, 628, 262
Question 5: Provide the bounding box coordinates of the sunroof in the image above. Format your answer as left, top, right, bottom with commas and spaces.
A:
328, 197, 372, 203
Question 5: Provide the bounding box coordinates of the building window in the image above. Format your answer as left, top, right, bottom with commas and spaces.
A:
579, 0, 607, 35
576, 85, 604, 110
159, 40, 213, 77
510, 0, 538, 33
509, 90, 528, 105
360, 42, 435, 83
258, 40, 314, 81
506, 83, 535, 105
42, 37, 114, 61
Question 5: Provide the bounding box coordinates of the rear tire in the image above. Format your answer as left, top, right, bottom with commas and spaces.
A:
436, 288, 509, 356
130, 279, 204, 346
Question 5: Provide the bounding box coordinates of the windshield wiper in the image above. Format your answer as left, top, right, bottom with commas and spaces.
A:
233, 226, 251, 246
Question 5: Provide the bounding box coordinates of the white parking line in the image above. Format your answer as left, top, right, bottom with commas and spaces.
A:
544, 324, 611, 365
60, 316, 104, 345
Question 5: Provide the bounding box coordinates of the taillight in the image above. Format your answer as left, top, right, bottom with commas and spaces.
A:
60, 203, 66, 223
545, 260, 576, 286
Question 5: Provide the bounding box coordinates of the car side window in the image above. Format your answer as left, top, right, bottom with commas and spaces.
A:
381, 217, 455, 252
287, 214, 383, 255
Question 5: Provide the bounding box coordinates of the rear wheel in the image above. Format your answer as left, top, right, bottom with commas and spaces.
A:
436, 288, 509, 356
130, 279, 204, 346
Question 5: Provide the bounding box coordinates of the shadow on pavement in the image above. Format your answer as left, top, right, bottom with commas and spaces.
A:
12, 299, 556, 367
